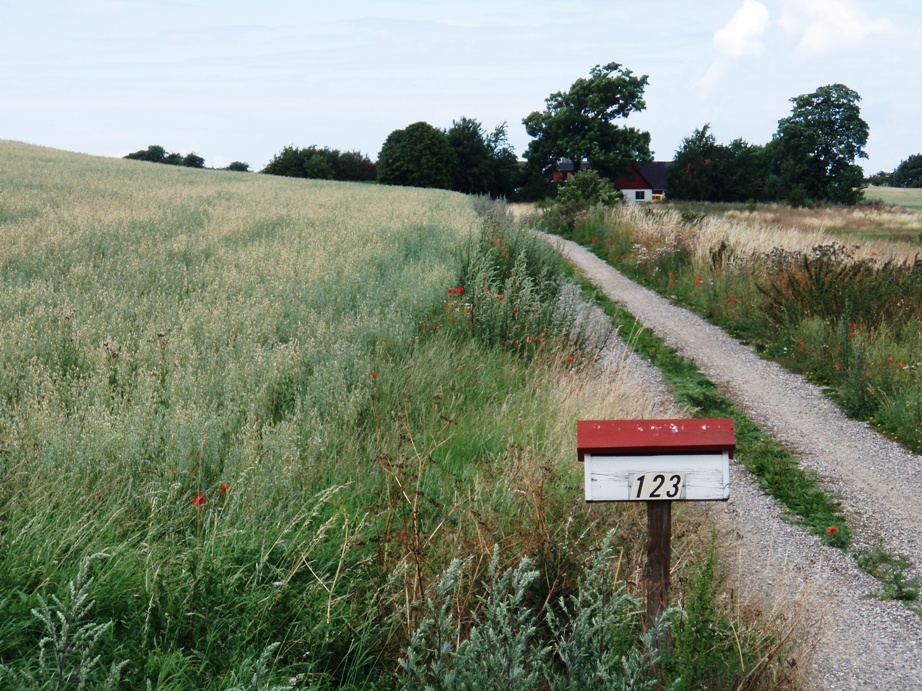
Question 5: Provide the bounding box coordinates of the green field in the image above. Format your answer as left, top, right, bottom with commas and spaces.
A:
865, 185, 922, 211
0, 142, 798, 689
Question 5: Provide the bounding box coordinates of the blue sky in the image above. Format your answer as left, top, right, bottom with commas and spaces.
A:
2, 0, 919, 173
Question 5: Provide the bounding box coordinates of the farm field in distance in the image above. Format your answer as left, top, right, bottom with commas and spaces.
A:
865, 185, 922, 212
0, 141, 798, 689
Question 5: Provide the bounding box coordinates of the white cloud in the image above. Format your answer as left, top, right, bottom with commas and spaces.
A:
713, 0, 771, 58
778, 0, 894, 55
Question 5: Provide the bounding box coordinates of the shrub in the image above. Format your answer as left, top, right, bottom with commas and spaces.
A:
538, 169, 622, 234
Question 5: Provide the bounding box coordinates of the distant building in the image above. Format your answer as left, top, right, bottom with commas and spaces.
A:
552, 160, 672, 202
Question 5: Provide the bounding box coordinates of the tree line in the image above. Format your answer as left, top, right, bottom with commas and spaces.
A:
124, 61, 911, 205
124, 144, 249, 172
867, 155, 922, 189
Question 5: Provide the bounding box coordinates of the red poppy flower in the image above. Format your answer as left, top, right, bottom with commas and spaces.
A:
219, 483, 230, 492
456, 286, 464, 295
370, 372, 377, 380
826, 526, 837, 535
192, 492, 205, 506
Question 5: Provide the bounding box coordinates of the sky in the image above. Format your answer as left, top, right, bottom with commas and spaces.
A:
2, 0, 920, 174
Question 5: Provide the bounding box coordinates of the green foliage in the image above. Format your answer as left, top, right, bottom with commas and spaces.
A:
538, 169, 623, 233
523, 62, 651, 180
668, 125, 764, 203
770, 83, 869, 205
223, 161, 251, 173
456, 203, 568, 354
757, 244, 922, 332
377, 121, 456, 189
124, 145, 207, 169
261, 145, 376, 181
446, 117, 518, 198
0, 553, 127, 691
545, 537, 670, 691
891, 154, 922, 188
125, 144, 167, 163
669, 85, 869, 205
854, 540, 921, 602
182, 153, 205, 169
400, 543, 672, 691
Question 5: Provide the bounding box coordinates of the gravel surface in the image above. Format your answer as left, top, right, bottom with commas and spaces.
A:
545, 233, 922, 690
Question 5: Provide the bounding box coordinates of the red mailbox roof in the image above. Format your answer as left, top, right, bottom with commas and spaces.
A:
577, 418, 735, 461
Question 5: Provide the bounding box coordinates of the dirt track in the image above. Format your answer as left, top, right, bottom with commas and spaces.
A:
545, 232, 922, 690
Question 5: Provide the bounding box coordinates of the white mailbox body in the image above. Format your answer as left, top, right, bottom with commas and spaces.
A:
577, 419, 735, 503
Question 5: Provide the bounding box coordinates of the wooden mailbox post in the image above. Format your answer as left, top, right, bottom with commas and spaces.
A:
577, 418, 735, 641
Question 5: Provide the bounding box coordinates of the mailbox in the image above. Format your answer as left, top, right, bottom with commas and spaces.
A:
577, 418, 735, 502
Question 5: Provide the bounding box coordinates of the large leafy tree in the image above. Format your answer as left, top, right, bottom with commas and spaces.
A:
445, 117, 518, 197
669, 124, 765, 202
891, 154, 922, 188
771, 83, 869, 204
377, 122, 455, 189
522, 62, 651, 179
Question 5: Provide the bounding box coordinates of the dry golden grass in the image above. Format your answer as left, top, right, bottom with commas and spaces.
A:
615, 204, 921, 266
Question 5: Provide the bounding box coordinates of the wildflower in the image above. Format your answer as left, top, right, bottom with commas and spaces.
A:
798, 339, 804, 345
887, 357, 894, 364
848, 333, 856, 338
192, 492, 205, 506
693, 277, 703, 286
370, 372, 378, 380
567, 356, 574, 363
456, 286, 464, 295
835, 362, 842, 369
826, 526, 837, 536
219, 483, 230, 492
447, 287, 454, 294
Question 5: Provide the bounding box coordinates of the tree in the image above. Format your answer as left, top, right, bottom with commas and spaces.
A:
668, 125, 722, 202
446, 117, 495, 195
770, 83, 869, 204
668, 125, 765, 202
262, 146, 375, 181
891, 154, 922, 188
182, 152, 205, 169
125, 145, 207, 168
445, 117, 519, 197
124, 144, 166, 163
224, 161, 250, 172
377, 122, 455, 189
523, 62, 651, 180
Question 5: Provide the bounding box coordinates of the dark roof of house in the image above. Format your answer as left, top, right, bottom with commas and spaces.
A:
639, 162, 672, 191
555, 159, 592, 173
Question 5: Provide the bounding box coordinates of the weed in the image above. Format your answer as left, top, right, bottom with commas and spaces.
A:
854, 540, 920, 602
0, 553, 127, 690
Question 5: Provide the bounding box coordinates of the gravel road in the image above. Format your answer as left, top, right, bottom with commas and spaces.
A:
545, 233, 922, 690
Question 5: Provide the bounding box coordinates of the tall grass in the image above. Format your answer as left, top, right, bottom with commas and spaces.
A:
0, 143, 798, 688
545, 203, 922, 454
